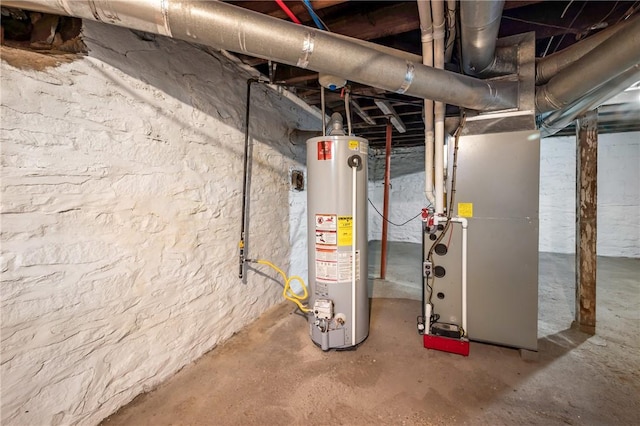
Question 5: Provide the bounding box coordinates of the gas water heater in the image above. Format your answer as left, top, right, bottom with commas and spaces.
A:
306, 114, 369, 350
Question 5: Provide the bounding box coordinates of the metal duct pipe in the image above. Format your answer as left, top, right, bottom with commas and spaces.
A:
539, 64, 640, 138
3, 0, 517, 111
535, 15, 635, 85
535, 15, 640, 113
460, 0, 505, 76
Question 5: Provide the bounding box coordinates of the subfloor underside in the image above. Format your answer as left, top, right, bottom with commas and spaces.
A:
103, 243, 640, 426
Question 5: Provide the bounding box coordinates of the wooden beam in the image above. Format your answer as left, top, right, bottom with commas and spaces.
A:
327, 2, 420, 40
380, 120, 392, 279
575, 109, 598, 335
228, 1, 347, 21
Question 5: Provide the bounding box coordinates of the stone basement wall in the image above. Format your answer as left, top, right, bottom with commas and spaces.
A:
1, 21, 314, 425
539, 132, 639, 257
368, 132, 640, 258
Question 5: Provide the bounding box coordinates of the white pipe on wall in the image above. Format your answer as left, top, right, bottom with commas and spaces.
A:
449, 217, 469, 336
432, 0, 446, 214
417, 0, 435, 206
351, 165, 357, 345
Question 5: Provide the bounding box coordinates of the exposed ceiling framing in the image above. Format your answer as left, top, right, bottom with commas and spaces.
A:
226, 0, 640, 147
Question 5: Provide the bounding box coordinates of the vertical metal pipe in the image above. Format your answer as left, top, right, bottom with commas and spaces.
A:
239, 79, 256, 279
460, 0, 505, 76
380, 120, 392, 280
321, 86, 326, 136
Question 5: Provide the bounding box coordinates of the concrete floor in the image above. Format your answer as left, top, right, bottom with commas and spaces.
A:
103, 242, 640, 425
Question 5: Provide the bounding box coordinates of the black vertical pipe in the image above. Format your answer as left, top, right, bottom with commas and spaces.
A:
239, 78, 256, 278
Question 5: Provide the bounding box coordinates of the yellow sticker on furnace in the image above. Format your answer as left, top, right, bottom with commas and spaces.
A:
348, 140, 359, 151
337, 216, 353, 246
458, 202, 473, 218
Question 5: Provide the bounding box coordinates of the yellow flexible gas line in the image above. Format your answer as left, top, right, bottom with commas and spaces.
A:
255, 259, 311, 313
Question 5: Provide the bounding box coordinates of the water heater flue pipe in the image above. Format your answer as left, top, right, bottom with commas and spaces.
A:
3, 0, 517, 111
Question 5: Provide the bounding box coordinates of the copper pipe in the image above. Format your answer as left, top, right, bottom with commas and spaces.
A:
380, 120, 392, 280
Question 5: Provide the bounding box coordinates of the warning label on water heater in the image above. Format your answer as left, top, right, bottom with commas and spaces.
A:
316, 214, 337, 231
337, 216, 353, 246
315, 248, 338, 282
317, 141, 332, 160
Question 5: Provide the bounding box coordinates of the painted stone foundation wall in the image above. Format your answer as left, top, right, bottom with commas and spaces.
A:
539, 132, 639, 257
1, 21, 313, 425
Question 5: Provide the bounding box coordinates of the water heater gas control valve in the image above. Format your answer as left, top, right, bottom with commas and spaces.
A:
313, 299, 334, 320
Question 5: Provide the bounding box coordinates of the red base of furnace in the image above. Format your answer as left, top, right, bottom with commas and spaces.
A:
423, 334, 470, 356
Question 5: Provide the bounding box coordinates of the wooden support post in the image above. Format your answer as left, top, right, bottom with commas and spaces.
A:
380, 120, 392, 279
575, 109, 598, 335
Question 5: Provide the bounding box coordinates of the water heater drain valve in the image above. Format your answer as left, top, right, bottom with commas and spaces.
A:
313, 298, 334, 320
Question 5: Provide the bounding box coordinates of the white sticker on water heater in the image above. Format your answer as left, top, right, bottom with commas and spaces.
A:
338, 250, 360, 282
315, 259, 338, 282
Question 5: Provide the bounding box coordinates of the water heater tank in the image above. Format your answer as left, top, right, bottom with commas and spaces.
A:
306, 115, 369, 350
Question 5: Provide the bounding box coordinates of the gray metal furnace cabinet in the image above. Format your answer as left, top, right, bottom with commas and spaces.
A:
431, 130, 539, 351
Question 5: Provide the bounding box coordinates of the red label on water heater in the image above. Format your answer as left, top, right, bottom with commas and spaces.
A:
317, 141, 332, 160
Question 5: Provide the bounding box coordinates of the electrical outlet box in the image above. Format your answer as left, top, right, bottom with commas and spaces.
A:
291, 170, 304, 191
423, 261, 433, 278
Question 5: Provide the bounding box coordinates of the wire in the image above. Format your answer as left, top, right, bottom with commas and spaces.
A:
599, 1, 620, 23
425, 111, 466, 305
253, 259, 310, 312
560, 0, 575, 19
275, 0, 302, 24
501, 15, 579, 32
302, 0, 329, 30
368, 198, 422, 227
550, 1, 587, 55
446, 221, 454, 247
